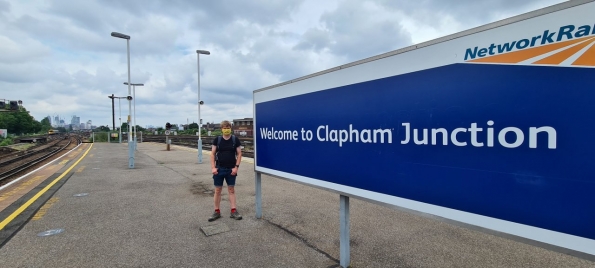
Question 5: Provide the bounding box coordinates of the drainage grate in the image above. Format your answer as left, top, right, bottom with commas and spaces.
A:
201, 223, 230, 236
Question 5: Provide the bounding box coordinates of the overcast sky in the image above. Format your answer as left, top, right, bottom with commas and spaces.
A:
0, 0, 566, 129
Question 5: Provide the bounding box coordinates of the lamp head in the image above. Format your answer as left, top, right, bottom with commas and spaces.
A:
123, 82, 144, 86
111, 32, 130, 40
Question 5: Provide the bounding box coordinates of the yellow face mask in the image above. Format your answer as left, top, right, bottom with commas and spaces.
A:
222, 128, 232, 135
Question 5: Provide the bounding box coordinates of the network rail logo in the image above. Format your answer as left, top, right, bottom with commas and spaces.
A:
464, 24, 595, 66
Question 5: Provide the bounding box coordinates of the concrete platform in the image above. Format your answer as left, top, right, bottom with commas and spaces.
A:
0, 142, 593, 267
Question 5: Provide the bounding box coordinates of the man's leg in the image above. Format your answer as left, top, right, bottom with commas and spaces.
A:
226, 175, 242, 220
208, 187, 223, 222
214, 186, 223, 210
228, 186, 236, 209
209, 170, 225, 222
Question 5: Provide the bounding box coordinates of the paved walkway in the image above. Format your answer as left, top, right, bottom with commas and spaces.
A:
0, 142, 592, 267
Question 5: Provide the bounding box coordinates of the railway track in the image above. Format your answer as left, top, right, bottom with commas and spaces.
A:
0, 135, 82, 186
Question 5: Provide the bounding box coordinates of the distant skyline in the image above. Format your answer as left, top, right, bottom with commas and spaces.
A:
0, 0, 566, 127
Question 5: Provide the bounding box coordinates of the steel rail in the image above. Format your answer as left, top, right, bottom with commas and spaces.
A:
0, 137, 76, 183
0, 140, 61, 167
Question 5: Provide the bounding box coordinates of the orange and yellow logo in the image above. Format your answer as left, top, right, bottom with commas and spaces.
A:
465, 24, 595, 66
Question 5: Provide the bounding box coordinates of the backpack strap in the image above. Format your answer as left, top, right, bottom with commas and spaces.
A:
215, 136, 222, 162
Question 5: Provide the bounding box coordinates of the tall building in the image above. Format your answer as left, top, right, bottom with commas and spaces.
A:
71, 115, 80, 126
71, 115, 80, 130
54, 115, 60, 127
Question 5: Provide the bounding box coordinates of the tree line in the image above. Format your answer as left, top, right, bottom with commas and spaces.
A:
0, 105, 221, 138
0, 106, 50, 135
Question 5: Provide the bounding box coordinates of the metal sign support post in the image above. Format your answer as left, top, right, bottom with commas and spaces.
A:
340, 195, 351, 268
165, 132, 170, 151
254, 172, 350, 266
255, 172, 262, 219
133, 84, 137, 151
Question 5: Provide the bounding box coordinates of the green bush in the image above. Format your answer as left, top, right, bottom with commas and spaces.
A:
92, 132, 109, 142
0, 137, 13, 146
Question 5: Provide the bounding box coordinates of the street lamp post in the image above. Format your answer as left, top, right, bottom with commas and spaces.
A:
124, 82, 144, 150
118, 97, 122, 143
108, 94, 116, 131
196, 49, 210, 164
111, 31, 134, 169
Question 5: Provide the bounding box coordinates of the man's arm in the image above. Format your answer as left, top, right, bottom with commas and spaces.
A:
231, 143, 242, 176
210, 145, 218, 174
235, 145, 242, 167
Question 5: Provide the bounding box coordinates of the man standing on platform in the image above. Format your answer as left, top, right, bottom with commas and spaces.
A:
209, 120, 243, 221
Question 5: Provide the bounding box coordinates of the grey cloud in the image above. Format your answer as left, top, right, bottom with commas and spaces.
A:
101, 0, 304, 27
182, 0, 305, 49
317, 1, 412, 61
197, 21, 264, 51
9, 0, 311, 82
201, 77, 262, 106
72, 67, 127, 92
0, 36, 51, 64
378, 0, 564, 27
46, 0, 112, 33
294, 28, 331, 52
207, 27, 320, 83
203, 90, 252, 106
190, 0, 303, 26
11, 9, 179, 59
13, 15, 120, 53
246, 39, 311, 81
0, 1, 10, 13
0, 62, 68, 84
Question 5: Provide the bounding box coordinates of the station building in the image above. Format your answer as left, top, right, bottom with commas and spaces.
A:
232, 118, 253, 137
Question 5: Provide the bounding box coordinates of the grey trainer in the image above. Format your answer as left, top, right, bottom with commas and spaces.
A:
208, 211, 221, 222
230, 211, 243, 220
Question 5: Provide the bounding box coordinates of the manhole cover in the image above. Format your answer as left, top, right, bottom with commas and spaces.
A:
37, 228, 65, 237
73, 193, 89, 197
201, 224, 230, 236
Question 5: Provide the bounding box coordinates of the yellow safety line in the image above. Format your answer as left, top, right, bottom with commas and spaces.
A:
0, 143, 94, 230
